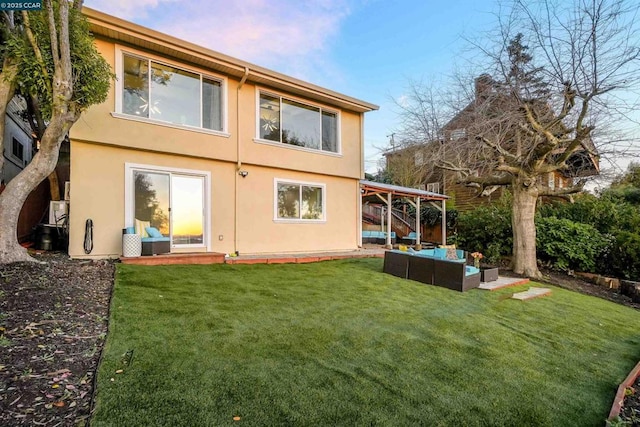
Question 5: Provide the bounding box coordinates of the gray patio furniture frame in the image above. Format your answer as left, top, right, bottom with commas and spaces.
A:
383, 250, 480, 292
433, 258, 481, 292
383, 250, 409, 278
407, 254, 435, 285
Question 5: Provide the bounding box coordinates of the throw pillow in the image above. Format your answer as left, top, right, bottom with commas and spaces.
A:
445, 248, 459, 260
145, 226, 164, 238
134, 218, 151, 238
147, 227, 163, 238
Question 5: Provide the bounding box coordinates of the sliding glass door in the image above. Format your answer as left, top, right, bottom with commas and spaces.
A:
132, 169, 206, 249
171, 175, 204, 246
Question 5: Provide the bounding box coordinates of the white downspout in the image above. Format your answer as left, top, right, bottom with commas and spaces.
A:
234, 67, 250, 255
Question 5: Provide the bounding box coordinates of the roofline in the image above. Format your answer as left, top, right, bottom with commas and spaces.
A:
360, 180, 449, 200
82, 7, 379, 114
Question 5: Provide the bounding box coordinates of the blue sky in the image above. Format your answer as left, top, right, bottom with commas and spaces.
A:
84, 0, 634, 178
84, 0, 503, 173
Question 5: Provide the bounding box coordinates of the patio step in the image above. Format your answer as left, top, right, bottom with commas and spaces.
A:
120, 252, 226, 265
511, 287, 552, 300
478, 277, 530, 291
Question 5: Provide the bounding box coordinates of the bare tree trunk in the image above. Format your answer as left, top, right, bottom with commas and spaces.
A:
0, 58, 18, 181
511, 178, 542, 278
48, 170, 60, 201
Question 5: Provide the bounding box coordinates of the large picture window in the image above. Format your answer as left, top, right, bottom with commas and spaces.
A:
275, 180, 325, 221
259, 92, 338, 153
121, 53, 223, 131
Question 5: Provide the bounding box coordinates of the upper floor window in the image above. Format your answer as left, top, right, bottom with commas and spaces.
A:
121, 52, 224, 131
258, 91, 339, 153
426, 182, 440, 193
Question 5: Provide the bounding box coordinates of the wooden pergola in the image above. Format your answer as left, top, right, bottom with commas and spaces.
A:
360, 180, 449, 248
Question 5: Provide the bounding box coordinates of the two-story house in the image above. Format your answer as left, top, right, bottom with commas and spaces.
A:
385, 74, 599, 211
68, 8, 378, 259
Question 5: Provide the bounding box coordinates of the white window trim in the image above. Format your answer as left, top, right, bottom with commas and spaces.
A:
124, 162, 212, 251
426, 182, 440, 193
115, 45, 229, 136
273, 178, 327, 223
255, 88, 342, 156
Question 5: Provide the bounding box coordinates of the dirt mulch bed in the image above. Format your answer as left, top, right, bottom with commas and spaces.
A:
0, 252, 114, 426
621, 373, 640, 425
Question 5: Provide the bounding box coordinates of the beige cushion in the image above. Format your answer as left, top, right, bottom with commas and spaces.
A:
135, 219, 151, 238
445, 248, 459, 260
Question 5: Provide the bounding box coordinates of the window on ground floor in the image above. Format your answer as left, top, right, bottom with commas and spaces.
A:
275, 180, 325, 221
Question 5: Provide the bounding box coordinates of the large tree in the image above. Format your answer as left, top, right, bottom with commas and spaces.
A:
0, 1, 112, 263
394, 0, 640, 278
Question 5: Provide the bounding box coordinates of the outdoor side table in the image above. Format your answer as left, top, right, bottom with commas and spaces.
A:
481, 268, 499, 283
122, 233, 142, 257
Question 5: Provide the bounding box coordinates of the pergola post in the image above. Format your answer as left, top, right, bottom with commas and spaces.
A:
415, 196, 422, 250
386, 192, 392, 248
358, 186, 363, 248
441, 199, 447, 245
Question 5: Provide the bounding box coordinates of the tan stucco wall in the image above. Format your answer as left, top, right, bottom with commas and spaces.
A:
235, 166, 359, 254
69, 141, 237, 258
70, 39, 364, 179
69, 141, 360, 258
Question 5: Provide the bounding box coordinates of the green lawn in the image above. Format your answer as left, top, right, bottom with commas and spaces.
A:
93, 259, 640, 426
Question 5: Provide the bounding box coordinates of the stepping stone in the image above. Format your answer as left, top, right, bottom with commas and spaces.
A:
511, 287, 552, 300
478, 277, 530, 291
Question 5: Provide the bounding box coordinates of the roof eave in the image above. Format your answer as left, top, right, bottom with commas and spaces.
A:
83, 7, 379, 114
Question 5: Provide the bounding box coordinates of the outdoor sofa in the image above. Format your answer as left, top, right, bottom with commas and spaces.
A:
362, 230, 396, 244
383, 248, 481, 292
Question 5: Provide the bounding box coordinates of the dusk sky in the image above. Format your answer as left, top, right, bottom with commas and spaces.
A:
84, 0, 636, 178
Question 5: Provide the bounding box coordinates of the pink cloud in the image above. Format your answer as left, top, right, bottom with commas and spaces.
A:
85, 0, 353, 84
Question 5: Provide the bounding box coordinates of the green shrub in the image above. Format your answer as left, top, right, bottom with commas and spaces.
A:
538, 192, 640, 234
535, 217, 610, 272
601, 230, 640, 280
456, 201, 512, 263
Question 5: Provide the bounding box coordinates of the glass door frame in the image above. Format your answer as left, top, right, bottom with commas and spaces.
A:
124, 162, 211, 252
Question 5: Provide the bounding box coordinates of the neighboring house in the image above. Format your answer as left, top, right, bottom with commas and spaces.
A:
385, 75, 599, 211
1, 97, 49, 242
2, 97, 34, 184
67, 8, 378, 258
